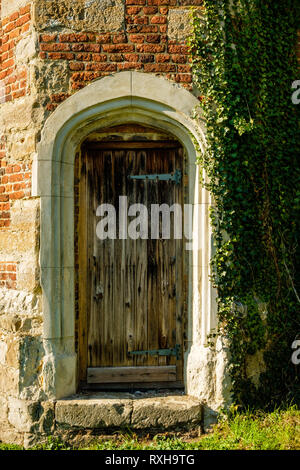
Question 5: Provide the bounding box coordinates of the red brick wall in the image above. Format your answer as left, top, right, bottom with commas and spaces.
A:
0, 3, 33, 232
40, 1, 202, 111
0, 3, 31, 103
0, 261, 18, 289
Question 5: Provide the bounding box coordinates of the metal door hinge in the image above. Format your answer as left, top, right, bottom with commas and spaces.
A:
128, 169, 182, 185
128, 344, 181, 359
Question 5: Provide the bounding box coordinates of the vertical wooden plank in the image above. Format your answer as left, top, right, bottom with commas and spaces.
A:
124, 149, 136, 366
134, 150, 148, 367
174, 147, 184, 381
78, 150, 88, 382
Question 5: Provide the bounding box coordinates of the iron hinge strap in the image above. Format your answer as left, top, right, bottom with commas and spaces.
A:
128, 344, 181, 360
128, 169, 182, 185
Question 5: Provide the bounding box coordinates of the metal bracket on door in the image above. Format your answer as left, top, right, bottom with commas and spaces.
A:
128, 344, 181, 360
128, 169, 182, 185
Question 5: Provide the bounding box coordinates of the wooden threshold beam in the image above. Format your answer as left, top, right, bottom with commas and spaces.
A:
87, 366, 177, 384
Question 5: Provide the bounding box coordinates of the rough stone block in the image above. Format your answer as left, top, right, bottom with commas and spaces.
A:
0, 364, 19, 396
8, 397, 42, 432
168, 8, 202, 42
35, 0, 124, 32
131, 395, 203, 430
55, 394, 133, 429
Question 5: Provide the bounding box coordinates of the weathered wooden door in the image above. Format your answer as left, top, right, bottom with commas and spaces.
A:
78, 140, 186, 388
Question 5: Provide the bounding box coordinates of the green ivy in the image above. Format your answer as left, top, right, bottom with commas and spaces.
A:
190, 0, 300, 407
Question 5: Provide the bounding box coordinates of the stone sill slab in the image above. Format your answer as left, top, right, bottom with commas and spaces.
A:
55, 392, 203, 432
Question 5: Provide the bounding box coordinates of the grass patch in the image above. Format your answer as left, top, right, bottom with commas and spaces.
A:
1, 405, 299, 451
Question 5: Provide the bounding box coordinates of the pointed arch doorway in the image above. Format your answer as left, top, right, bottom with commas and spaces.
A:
36, 72, 216, 402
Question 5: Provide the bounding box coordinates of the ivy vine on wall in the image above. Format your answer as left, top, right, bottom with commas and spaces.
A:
190, 0, 300, 407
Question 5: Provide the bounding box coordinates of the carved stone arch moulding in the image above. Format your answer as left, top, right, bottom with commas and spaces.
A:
35, 72, 216, 401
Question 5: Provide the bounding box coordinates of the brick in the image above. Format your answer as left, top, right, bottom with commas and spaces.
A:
76, 53, 92, 61
108, 54, 124, 62
40, 34, 57, 42
2, 58, 14, 70
92, 54, 108, 62
102, 44, 135, 53
48, 52, 75, 60
144, 63, 176, 72
144, 6, 158, 14
69, 62, 85, 71
126, 0, 146, 4
112, 33, 127, 44
133, 16, 149, 24
85, 63, 117, 72
157, 53, 170, 62
174, 74, 192, 83
146, 34, 161, 43
171, 55, 187, 64
9, 191, 25, 200
3, 22, 16, 33
96, 34, 111, 44
127, 25, 158, 33
151, 16, 167, 24
8, 174, 23, 183
12, 89, 26, 99
15, 13, 31, 28
148, 0, 177, 4
177, 64, 191, 73
126, 7, 142, 14
140, 54, 154, 63
168, 45, 189, 54
21, 23, 30, 33
123, 53, 139, 61
129, 34, 145, 43
8, 28, 21, 40
20, 5, 31, 15
117, 62, 143, 70
40, 43, 71, 52
12, 165, 21, 173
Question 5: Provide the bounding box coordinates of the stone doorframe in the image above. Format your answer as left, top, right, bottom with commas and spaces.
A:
33, 72, 217, 401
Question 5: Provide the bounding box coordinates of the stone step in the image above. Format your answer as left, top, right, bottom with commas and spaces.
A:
55, 392, 203, 432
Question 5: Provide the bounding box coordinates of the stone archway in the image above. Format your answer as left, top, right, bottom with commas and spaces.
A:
34, 71, 217, 402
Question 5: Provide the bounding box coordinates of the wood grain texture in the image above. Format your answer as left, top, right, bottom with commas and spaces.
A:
78, 142, 185, 386
87, 366, 177, 383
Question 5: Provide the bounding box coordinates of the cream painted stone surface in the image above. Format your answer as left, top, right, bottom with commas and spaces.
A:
35, 0, 124, 32
1, 0, 30, 19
